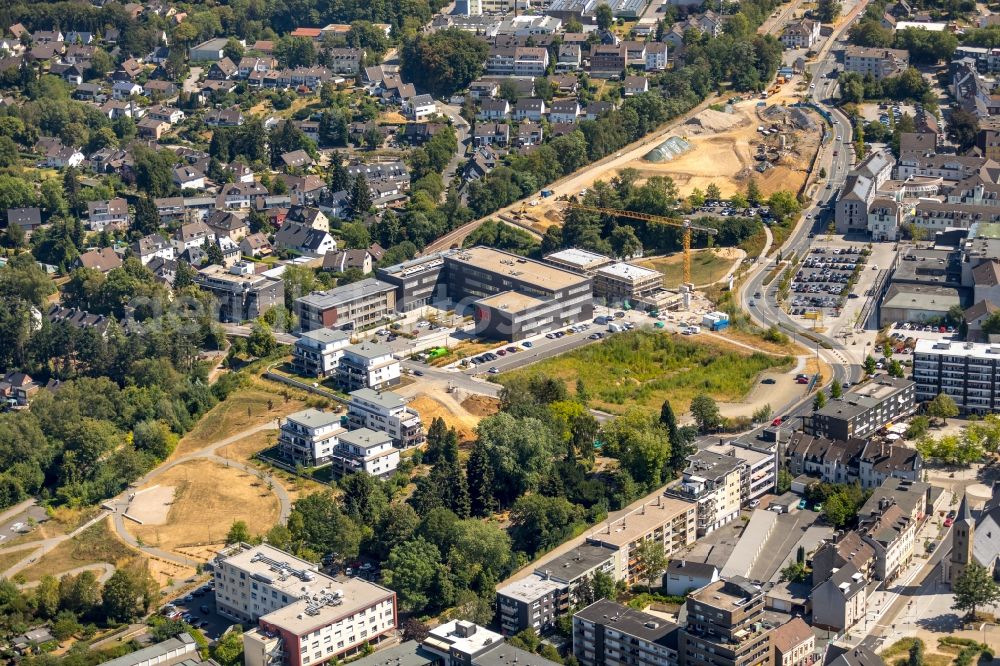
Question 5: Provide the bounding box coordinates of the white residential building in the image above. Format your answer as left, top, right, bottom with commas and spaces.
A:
214, 544, 397, 666
346, 388, 424, 448
292, 328, 352, 377
338, 343, 400, 391
331, 428, 399, 478
669, 450, 745, 536
278, 408, 346, 468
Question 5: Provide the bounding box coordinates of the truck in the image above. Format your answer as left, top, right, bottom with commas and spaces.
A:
683, 325, 701, 335
541, 189, 554, 197
702, 311, 729, 331
608, 323, 623, 333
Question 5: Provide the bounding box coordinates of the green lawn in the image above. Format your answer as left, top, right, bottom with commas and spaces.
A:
498, 330, 793, 415
638, 249, 737, 288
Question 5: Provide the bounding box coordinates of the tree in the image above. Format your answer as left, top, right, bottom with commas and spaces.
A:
706, 183, 722, 201
596, 3, 614, 30
400, 30, 489, 98
247, 319, 278, 358
746, 178, 762, 205
349, 173, 372, 217
226, 520, 252, 545
289, 491, 364, 562
206, 240, 224, 266
35, 575, 60, 619
816, 0, 842, 22
777, 467, 792, 494
339, 472, 387, 525
830, 380, 843, 399
908, 639, 925, 666
780, 560, 809, 583
401, 618, 430, 643
101, 565, 157, 622
948, 108, 979, 153
863, 355, 877, 375
888, 359, 904, 378
953, 562, 1000, 619
610, 225, 643, 259
813, 391, 827, 410
927, 392, 959, 425
213, 628, 245, 666
690, 394, 721, 433
509, 494, 584, 557
383, 537, 441, 612
906, 415, 930, 440
634, 539, 668, 589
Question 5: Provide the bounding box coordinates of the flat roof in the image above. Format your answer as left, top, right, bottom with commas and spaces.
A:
344, 342, 394, 360
337, 642, 435, 666
574, 599, 678, 644
102, 634, 195, 666
882, 285, 961, 312
448, 246, 587, 291
496, 574, 564, 603
475, 290, 546, 312
474, 646, 562, 666
299, 328, 350, 345
848, 376, 913, 400
544, 247, 613, 270
261, 575, 395, 635
915, 337, 1000, 359
350, 387, 406, 410
684, 450, 745, 481
534, 543, 617, 583
596, 262, 662, 283
286, 408, 343, 430
586, 495, 694, 548
689, 578, 760, 611
425, 621, 503, 656
298, 278, 395, 309
338, 427, 394, 449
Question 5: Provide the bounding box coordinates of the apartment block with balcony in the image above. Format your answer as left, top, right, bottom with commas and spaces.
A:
707, 442, 776, 505
913, 339, 1000, 414
669, 451, 744, 536
584, 495, 696, 584
294, 278, 396, 333
278, 409, 345, 468
346, 388, 424, 448
338, 343, 400, 391
215, 544, 396, 666
330, 428, 399, 479
292, 328, 351, 378
573, 599, 680, 666
678, 578, 775, 666
496, 544, 617, 635
803, 377, 916, 441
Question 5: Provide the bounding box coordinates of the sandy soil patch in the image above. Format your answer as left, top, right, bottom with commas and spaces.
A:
409, 393, 481, 442
129, 459, 280, 551
146, 556, 196, 588
125, 485, 175, 525
461, 395, 500, 418
717, 373, 806, 420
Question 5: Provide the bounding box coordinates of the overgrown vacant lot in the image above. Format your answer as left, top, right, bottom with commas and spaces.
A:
499, 330, 794, 415
638, 248, 741, 288
19, 517, 134, 582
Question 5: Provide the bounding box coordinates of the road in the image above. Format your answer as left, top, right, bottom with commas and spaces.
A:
182, 66, 203, 95
437, 100, 471, 185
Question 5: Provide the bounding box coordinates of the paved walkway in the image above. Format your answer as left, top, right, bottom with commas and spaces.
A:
1, 510, 112, 581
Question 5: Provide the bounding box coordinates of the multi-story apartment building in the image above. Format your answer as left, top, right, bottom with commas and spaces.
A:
913, 339, 1000, 414
780, 19, 820, 49
215, 544, 396, 666
592, 263, 663, 303
346, 388, 424, 448
584, 495, 696, 583
496, 544, 617, 635
859, 499, 916, 583
707, 441, 776, 504
669, 451, 744, 536
590, 44, 626, 77
423, 621, 505, 666
573, 599, 680, 666
844, 46, 909, 80
294, 278, 397, 332
810, 563, 867, 632
338, 343, 400, 391
193, 263, 284, 322
803, 377, 916, 440
785, 433, 922, 490
330, 428, 399, 478
835, 150, 894, 234
292, 328, 351, 378
279, 409, 345, 468
678, 578, 774, 666
375, 253, 447, 312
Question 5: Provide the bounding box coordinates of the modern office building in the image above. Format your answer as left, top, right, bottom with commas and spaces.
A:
678, 578, 774, 666
446, 247, 594, 341
592, 262, 663, 303
215, 544, 397, 666
330, 428, 399, 479
573, 599, 680, 666
294, 278, 397, 332
338, 343, 400, 391
194, 262, 284, 322
347, 388, 424, 448
584, 495, 696, 583
496, 544, 617, 635
278, 408, 345, 468
292, 328, 351, 377
669, 451, 745, 536
803, 377, 916, 440
375, 253, 447, 312
913, 339, 1000, 414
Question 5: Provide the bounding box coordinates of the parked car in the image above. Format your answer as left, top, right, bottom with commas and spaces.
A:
488, 367, 500, 374
522, 341, 533, 348
749, 499, 760, 508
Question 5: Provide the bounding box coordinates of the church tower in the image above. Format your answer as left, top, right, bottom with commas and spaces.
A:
951, 493, 975, 583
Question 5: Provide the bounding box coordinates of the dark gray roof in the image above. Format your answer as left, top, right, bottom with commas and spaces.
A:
534, 543, 616, 583
574, 599, 679, 645
666, 559, 719, 579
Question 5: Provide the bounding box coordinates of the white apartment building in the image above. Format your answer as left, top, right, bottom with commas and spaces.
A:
422, 621, 505, 665
331, 428, 399, 478
913, 339, 1000, 414
670, 450, 744, 536
279, 409, 345, 468
292, 328, 351, 378
346, 388, 424, 448
214, 544, 396, 666
338, 343, 400, 391
707, 442, 776, 504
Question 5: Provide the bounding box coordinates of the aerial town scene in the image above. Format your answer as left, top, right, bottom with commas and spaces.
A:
2, 0, 1000, 664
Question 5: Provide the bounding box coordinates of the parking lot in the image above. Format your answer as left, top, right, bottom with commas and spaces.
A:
162, 582, 231, 643
693, 199, 774, 221
786, 246, 867, 319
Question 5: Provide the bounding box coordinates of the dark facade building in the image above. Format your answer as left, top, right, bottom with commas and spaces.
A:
573, 599, 680, 666
375, 253, 448, 312
803, 376, 916, 441
678, 578, 774, 666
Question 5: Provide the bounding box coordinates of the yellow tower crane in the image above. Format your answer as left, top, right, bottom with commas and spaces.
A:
562, 203, 719, 285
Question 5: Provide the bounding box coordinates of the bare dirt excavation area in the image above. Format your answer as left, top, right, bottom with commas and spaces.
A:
636, 101, 821, 198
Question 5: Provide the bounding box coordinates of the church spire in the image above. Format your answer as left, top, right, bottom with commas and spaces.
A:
959, 492, 973, 524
